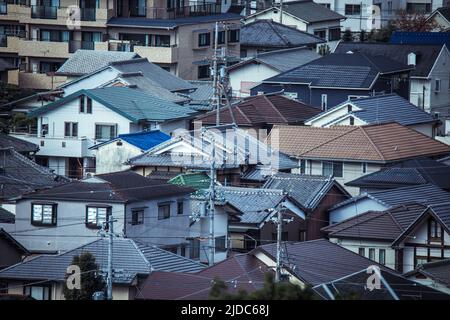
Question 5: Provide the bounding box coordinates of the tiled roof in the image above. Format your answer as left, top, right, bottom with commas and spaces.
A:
315, 268, 450, 300
107, 13, 242, 28
0, 229, 29, 258
0, 238, 150, 284
1, 134, 38, 153
91, 130, 170, 151
169, 172, 211, 190
187, 81, 214, 105
429, 203, 450, 231
136, 254, 269, 300
264, 53, 412, 89
269, 122, 450, 163
30, 87, 196, 123
262, 173, 349, 210
334, 42, 445, 77
56, 50, 139, 76
136, 242, 205, 273
24, 170, 194, 202
308, 94, 437, 127
436, 6, 450, 22
405, 259, 450, 288
255, 239, 390, 286
330, 184, 450, 211
0, 148, 68, 200
240, 20, 324, 48
346, 158, 450, 190
322, 203, 427, 241
195, 94, 322, 126
278, 0, 345, 23
129, 126, 298, 170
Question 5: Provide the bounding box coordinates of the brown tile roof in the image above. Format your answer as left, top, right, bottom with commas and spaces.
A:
195, 94, 322, 127
268, 122, 450, 163
136, 254, 270, 300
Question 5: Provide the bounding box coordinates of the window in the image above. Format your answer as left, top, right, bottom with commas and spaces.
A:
86, 97, 92, 113
217, 31, 225, 45
328, 28, 341, 41
154, 34, 170, 47
215, 235, 227, 252
158, 204, 170, 220
31, 203, 57, 226
190, 238, 200, 259
321, 94, 328, 110
64, 122, 78, 137
198, 32, 210, 47
379, 249, 386, 265
299, 230, 306, 242
321, 3, 331, 9
95, 124, 116, 141
131, 209, 144, 225
177, 201, 183, 215
406, 2, 431, 14
198, 65, 210, 79
24, 285, 51, 300
358, 247, 365, 256
86, 206, 108, 229
284, 92, 298, 99
345, 4, 361, 15
435, 79, 441, 92
369, 248, 375, 260
322, 161, 343, 178
362, 162, 367, 174
349, 117, 354, 125
227, 29, 239, 43
314, 29, 326, 40
429, 219, 442, 240
299, 159, 306, 174
79, 96, 85, 113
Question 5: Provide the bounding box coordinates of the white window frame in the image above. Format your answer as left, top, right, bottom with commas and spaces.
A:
31, 203, 56, 226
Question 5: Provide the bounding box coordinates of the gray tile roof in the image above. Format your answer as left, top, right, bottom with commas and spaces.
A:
262, 173, 348, 210
187, 81, 214, 105
405, 259, 450, 288
0, 134, 38, 153
107, 13, 242, 29
334, 42, 445, 78
241, 20, 324, 48
256, 239, 390, 286
56, 50, 139, 76
279, 0, 346, 23
136, 242, 205, 273
0, 238, 151, 284
265, 53, 412, 89
430, 202, 450, 231
30, 87, 196, 123
310, 93, 437, 127
346, 158, 450, 190
0, 148, 68, 200
331, 184, 450, 211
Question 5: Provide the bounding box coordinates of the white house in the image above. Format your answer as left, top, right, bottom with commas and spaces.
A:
305, 94, 440, 137
9, 87, 196, 178
427, 5, 450, 31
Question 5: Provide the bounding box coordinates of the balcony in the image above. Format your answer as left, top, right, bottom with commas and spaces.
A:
69, 40, 108, 53
9, 133, 96, 158
18, 71, 66, 90
133, 45, 178, 64
147, 3, 221, 19
0, 35, 19, 53
18, 39, 69, 58
31, 5, 57, 19
80, 7, 95, 21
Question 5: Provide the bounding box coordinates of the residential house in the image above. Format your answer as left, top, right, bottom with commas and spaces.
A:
239, 19, 324, 58
128, 125, 298, 186
324, 202, 450, 274
252, 52, 413, 110
333, 42, 450, 127
346, 158, 450, 193
10, 86, 197, 178
267, 122, 450, 194
0, 229, 29, 270
194, 94, 322, 131
4, 170, 194, 253
0, 147, 68, 214
253, 238, 449, 299
90, 130, 170, 174
428, 6, 450, 31
0, 238, 152, 300
304, 93, 440, 137
227, 47, 321, 97
244, 0, 345, 46
54, 50, 140, 82
405, 259, 450, 295
262, 173, 350, 240
0, 132, 38, 156
328, 184, 450, 223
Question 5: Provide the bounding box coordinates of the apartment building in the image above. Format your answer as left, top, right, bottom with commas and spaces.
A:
0, 0, 242, 89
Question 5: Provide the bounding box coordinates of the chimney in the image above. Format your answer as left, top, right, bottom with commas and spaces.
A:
408, 52, 416, 66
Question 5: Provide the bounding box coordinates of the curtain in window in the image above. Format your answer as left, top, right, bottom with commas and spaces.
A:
61, 31, 70, 42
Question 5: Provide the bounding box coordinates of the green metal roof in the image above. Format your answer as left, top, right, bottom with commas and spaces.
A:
169, 172, 211, 190
29, 87, 196, 123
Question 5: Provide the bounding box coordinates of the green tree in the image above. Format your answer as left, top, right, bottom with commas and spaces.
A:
63, 251, 105, 300
367, 24, 396, 42
209, 273, 316, 300
342, 29, 353, 42
318, 44, 331, 56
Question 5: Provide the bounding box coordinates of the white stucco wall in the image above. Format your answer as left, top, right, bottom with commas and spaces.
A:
95, 140, 141, 174
228, 63, 279, 97
329, 198, 389, 224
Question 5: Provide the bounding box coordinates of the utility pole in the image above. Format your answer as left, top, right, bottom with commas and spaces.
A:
106, 212, 114, 300
279, 0, 283, 24
212, 21, 221, 126
275, 207, 282, 282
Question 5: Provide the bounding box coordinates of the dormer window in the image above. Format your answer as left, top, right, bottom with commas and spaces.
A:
408, 52, 416, 66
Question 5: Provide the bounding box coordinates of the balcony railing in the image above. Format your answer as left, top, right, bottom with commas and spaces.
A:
147, 3, 221, 19
31, 5, 57, 19
80, 7, 96, 21
69, 40, 95, 53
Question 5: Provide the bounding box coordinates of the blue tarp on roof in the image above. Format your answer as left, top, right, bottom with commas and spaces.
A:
390, 32, 450, 48
118, 130, 170, 151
